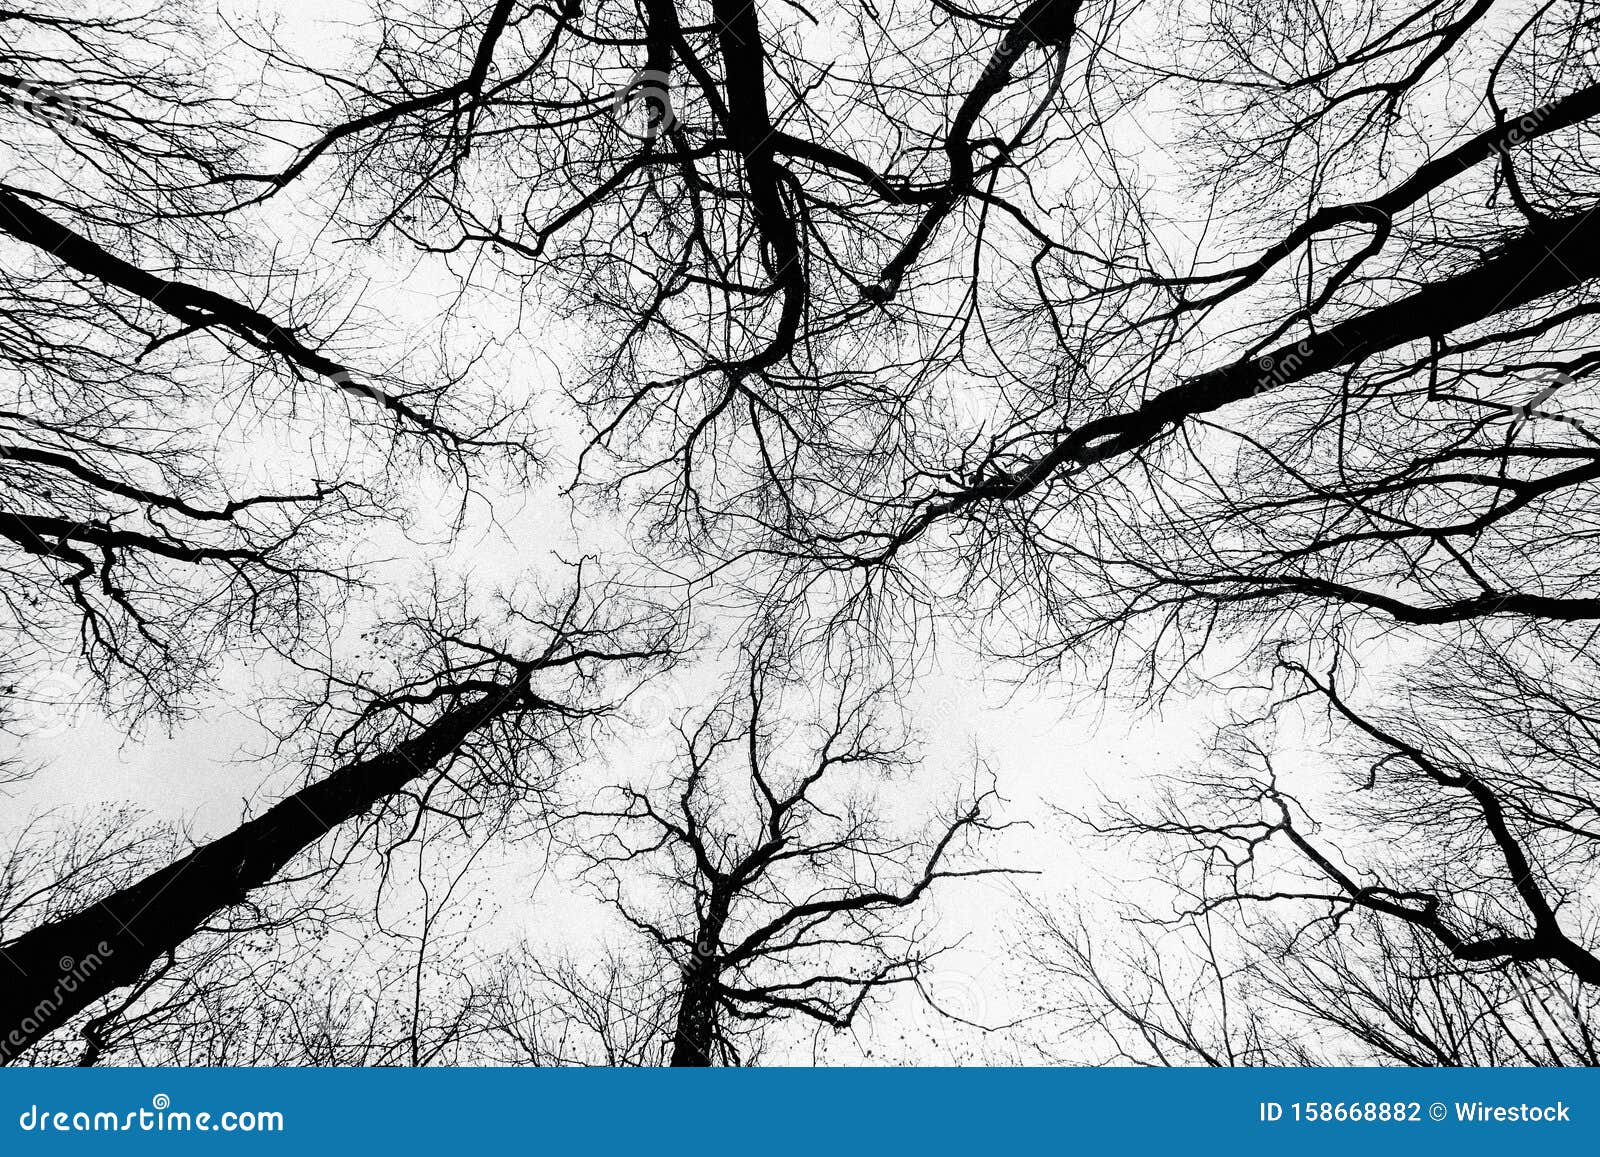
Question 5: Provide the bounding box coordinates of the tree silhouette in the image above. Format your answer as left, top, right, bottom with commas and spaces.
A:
5, 0, 1600, 1066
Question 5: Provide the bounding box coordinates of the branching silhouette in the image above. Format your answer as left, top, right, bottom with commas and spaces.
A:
563, 643, 1013, 1065
6, 0, 1600, 1067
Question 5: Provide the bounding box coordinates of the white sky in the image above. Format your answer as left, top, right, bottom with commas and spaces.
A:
0, 0, 1361, 1065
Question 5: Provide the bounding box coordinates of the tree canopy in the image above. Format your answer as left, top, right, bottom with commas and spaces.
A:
3, 0, 1600, 1065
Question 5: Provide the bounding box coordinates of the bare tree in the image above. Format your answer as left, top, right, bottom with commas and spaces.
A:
564, 644, 1011, 1065
0, 574, 674, 1060
8, 0, 1600, 1068
1030, 627, 1600, 1063
1027, 893, 1600, 1067
0, 3, 531, 716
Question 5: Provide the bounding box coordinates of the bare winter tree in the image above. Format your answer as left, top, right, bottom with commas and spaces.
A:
0, 4, 534, 717
7, 0, 1600, 1068
0, 2, 624, 1064
1024, 901, 1600, 1067
563, 644, 1011, 1065
16, 640, 1004, 1068
209, 0, 1600, 630
1026, 629, 1600, 1064
0, 573, 675, 1061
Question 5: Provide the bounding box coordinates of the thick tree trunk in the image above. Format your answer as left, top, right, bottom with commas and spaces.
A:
0, 684, 522, 1062
668, 963, 720, 1067
668, 905, 728, 1066
1050, 210, 1600, 474
902, 209, 1600, 544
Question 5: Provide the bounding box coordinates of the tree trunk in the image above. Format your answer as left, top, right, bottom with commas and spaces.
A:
668, 961, 719, 1067
668, 905, 728, 1066
0, 684, 523, 1062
